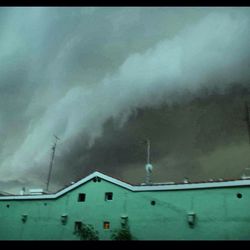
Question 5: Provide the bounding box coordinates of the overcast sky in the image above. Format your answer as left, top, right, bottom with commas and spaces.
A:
1, 7, 250, 193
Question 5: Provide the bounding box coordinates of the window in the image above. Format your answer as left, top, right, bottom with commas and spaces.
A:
105, 192, 113, 201
74, 221, 82, 233
151, 200, 156, 206
237, 193, 243, 199
78, 193, 86, 202
93, 177, 101, 182
103, 221, 110, 229
61, 214, 68, 225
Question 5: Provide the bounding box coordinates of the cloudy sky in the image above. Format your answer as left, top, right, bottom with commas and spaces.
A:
1, 7, 250, 193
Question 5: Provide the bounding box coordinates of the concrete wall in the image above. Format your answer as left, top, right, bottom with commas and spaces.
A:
0, 177, 250, 240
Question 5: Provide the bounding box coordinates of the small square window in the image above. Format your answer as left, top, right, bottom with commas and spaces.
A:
103, 221, 110, 229
74, 221, 82, 233
78, 193, 86, 202
105, 192, 113, 201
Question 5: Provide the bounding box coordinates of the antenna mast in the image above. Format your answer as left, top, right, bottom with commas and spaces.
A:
245, 102, 250, 144
147, 138, 150, 164
145, 139, 153, 184
46, 135, 60, 192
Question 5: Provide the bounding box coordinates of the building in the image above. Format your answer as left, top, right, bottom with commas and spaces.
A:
1, 171, 250, 240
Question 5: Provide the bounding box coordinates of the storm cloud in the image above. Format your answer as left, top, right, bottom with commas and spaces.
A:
1, 7, 250, 193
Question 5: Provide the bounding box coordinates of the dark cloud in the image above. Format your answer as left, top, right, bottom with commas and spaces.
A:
0, 7, 250, 193
49, 84, 250, 187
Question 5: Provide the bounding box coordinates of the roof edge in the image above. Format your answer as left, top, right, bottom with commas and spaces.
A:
1, 171, 250, 200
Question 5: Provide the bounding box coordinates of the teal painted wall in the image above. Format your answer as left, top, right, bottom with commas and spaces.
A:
0, 178, 250, 240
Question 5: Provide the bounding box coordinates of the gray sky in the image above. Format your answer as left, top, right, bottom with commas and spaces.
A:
1, 7, 250, 193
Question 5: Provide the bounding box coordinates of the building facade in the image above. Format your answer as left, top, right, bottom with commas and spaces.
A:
0, 171, 250, 240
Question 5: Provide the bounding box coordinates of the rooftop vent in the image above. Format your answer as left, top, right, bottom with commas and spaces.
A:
29, 189, 44, 195
241, 168, 250, 180
20, 187, 26, 195
241, 174, 250, 180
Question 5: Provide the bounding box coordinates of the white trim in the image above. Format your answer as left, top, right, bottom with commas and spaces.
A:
1, 171, 250, 200
133, 180, 250, 191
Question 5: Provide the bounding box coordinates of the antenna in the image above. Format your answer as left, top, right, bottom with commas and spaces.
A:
147, 138, 150, 164
145, 139, 153, 185
46, 135, 60, 192
244, 102, 250, 144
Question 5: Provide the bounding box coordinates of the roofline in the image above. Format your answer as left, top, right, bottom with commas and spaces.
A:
1, 171, 250, 200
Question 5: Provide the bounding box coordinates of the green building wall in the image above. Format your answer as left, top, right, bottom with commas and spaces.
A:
0, 176, 250, 240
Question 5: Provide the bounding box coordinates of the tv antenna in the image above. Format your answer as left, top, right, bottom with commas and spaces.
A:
244, 101, 250, 144
46, 135, 60, 192
145, 139, 153, 184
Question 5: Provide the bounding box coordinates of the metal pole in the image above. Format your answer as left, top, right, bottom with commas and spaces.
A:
46, 136, 59, 192
146, 139, 152, 184
245, 102, 250, 144
147, 139, 150, 164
